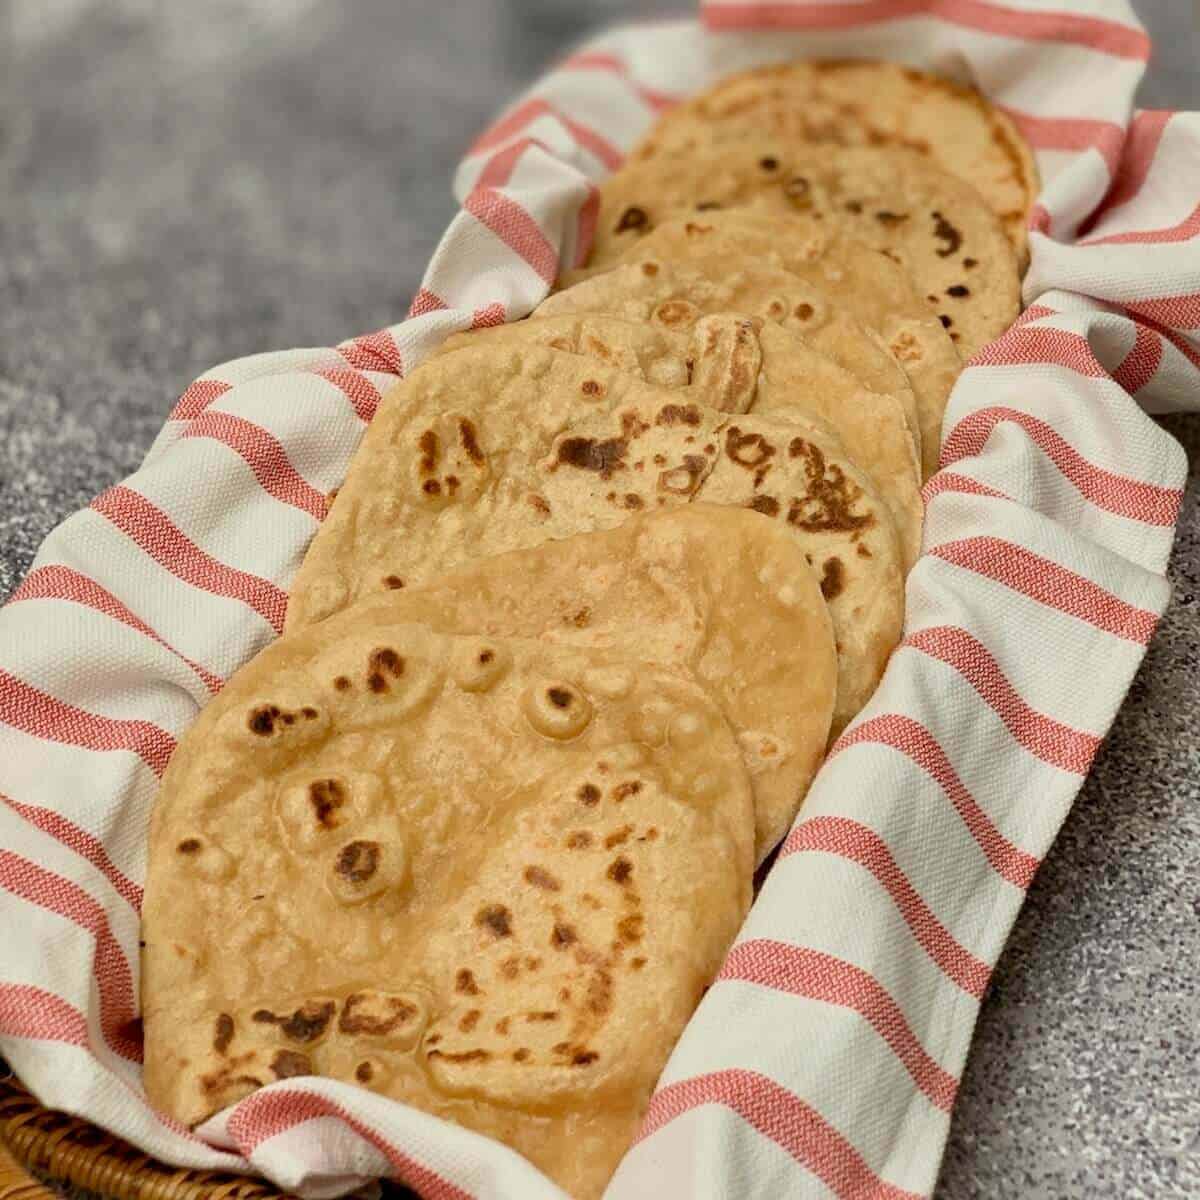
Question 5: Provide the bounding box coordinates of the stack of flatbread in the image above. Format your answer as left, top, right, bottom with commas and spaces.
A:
141, 60, 1032, 1200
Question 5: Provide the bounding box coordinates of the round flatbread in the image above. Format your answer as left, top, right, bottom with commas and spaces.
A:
142, 619, 753, 1200
600, 209, 962, 479
590, 142, 1020, 364
286, 345, 902, 734
536, 261, 924, 568
630, 59, 1039, 266
354, 505, 838, 861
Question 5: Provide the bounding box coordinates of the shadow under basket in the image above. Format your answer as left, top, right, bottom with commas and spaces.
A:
0, 1074, 300, 1200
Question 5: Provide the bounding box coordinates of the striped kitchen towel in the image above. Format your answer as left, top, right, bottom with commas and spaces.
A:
1, 2, 1196, 1196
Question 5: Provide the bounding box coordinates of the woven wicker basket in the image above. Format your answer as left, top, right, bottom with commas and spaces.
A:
0, 1073, 305, 1200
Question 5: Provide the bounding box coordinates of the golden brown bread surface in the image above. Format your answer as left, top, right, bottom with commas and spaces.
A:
142, 617, 754, 1200
596, 209, 963, 478
630, 59, 1039, 265
537, 262, 924, 568
338, 505, 839, 861
285, 345, 902, 740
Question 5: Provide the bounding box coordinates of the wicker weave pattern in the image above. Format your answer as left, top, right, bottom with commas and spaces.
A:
0, 1076, 295, 1200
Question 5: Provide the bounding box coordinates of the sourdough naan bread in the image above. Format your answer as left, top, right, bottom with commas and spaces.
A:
287, 346, 902, 733
142, 621, 753, 1200
602, 210, 962, 478
439, 311, 762, 414
630, 59, 1039, 265
590, 142, 1019, 364
537, 263, 923, 568
354, 506, 838, 859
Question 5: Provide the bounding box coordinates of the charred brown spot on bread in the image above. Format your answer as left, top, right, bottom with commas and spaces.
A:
421, 479, 442, 497
820, 558, 846, 601
336, 841, 381, 883
612, 780, 641, 802
785, 439, 875, 534
445, 476, 460, 496
578, 783, 601, 806
525, 1011, 558, 1023
417, 430, 439, 475
455, 969, 480, 995
931, 210, 963, 257
333, 675, 351, 691
844, 200, 864, 214
566, 831, 593, 849
565, 607, 590, 629
857, 543, 873, 558
308, 779, 346, 828
572, 1050, 599, 1066
581, 379, 603, 396
458, 1009, 481, 1033
524, 865, 561, 891
617, 914, 644, 944
547, 687, 572, 709
656, 403, 701, 427
280, 713, 295, 726
725, 426, 776, 469
784, 176, 810, 203
476, 904, 512, 938
640, 827, 659, 841
551, 922, 578, 950
177, 838, 202, 854
793, 302, 815, 321
654, 300, 694, 330
657, 454, 707, 496
946, 284, 970, 297
251, 1001, 335, 1042
301, 706, 318, 720
458, 419, 485, 465
604, 825, 633, 849
641, 261, 659, 277
528, 493, 551, 516
631, 956, 646, 970
248, 705, 281, 735
759, 155, 779, 171
615, 206, 648, 233
213, 1013, 234, 1054
620, 411, 650, 439
513, 1048, 531, 1062
556, 436, 628, 479
355, 1061, 374, 1082
695, 200, 723, 211
500, 956, 521, 979
426, 1033, 442, 1045
270, 1050, 311, 1079
963, 257, 978, 269
939, 314, 953, 328
875, 210, 909, 226
339, 991, 418, 1036
683, 221, 713, 235
748, 495, 780, 517
607, 856, 633, 886
623, 493, 644, 509
495, 1017, 510, 1036
428, 1048, 490, 1064
586, 969, 614, 1016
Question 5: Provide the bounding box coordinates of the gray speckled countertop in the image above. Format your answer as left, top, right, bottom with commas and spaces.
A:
1, 2, 1197, 1196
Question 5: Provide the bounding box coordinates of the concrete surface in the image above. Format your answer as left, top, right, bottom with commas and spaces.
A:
0, 2, 1197, 1196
